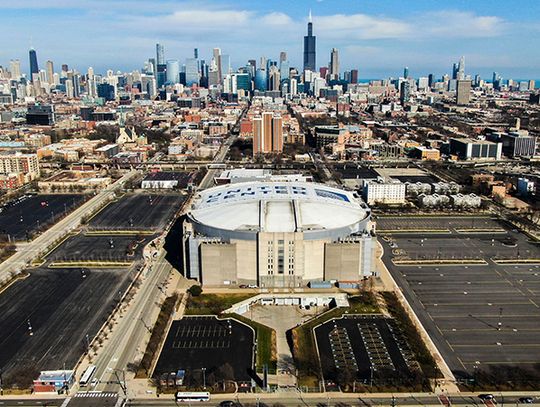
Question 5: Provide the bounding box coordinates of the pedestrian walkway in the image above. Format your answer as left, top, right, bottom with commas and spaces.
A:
74, 392, 118, 398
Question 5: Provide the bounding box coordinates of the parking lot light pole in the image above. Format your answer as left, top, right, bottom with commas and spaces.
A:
202, 367, 206, 390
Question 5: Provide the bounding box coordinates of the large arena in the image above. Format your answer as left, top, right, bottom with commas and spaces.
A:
183, 181, 375, 287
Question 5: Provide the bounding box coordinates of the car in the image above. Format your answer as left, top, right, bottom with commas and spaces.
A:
90, 378, 98, 387
239, 284, 248, 288
519, 397, 534, 404
247, 284, 258, 288
219, 401, 238, 407
478, 394, 495, 401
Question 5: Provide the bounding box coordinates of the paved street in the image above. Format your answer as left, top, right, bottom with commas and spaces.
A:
91, 248, 174, 395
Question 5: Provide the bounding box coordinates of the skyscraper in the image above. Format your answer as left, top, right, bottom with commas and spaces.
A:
400, 81, 410, 104
457, 56, 465, 80
194, 48, 199, 59
254, 68, 267, 91
329, 48, 339, 80
213, 48, 222, 83
166, 59, 180, 84
46, 60, 54, 84
29, 48, 39, 79
9, 60, 21, 80
279, 51, 287, 63
303, 11, 316, 72
403, 66, 409, 79
185, 58, 199, 86
156, 43, 165, 65
220, 54, 231, 79
350, 69, 358, 84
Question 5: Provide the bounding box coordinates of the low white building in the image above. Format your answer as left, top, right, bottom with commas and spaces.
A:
450, 193, 482, 208
363, 179, 406, 205
418, 193, 450, 207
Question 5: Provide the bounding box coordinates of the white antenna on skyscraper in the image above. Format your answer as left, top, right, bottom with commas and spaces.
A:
309, 9, 313, 23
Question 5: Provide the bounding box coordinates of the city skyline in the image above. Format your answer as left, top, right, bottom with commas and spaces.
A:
2, 0, 540, 79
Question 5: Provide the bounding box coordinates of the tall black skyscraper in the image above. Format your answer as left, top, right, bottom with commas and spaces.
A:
29, 48, 39, 79
303, 10, 316, 72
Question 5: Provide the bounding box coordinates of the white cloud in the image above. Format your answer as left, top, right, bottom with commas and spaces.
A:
421, 11, 506, 38
316, 13, 412, 40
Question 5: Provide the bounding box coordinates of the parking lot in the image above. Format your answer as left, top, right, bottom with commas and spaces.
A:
0, 268, 133, 384
377, 216, 505, 234
380, 216, 540, 380
0, 194, 86, 240
154, 316, 254, 388
315, 315, 419, 384
46, 232, 149, 263
89, 194, 184, 231
332, 164, 379, 180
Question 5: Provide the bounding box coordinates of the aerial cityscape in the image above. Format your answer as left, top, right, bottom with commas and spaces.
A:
0, 1, 540, 406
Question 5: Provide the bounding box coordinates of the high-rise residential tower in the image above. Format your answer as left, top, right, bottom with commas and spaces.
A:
253, 112, 283, 155
303, 10, 316, 72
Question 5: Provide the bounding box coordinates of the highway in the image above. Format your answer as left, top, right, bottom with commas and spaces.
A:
0, 170, 138, 286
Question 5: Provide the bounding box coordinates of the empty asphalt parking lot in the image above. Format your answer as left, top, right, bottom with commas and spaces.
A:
46, 232, 150, 263
0, 194, 86, 240
379, 216, 540, 379
0, 268, 133, 381
89, 193, 185, 231
155, 316, 255, 387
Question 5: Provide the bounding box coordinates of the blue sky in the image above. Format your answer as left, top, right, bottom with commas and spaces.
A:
2, 0, 540, 79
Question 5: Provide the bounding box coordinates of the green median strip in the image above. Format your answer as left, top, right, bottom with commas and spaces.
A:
492, 259, 540, 265
378, 229, 451, 234
48, 261, 133, 268
84, 230, 154, 236
455, 228, 506, 233
393, 259, 487, 266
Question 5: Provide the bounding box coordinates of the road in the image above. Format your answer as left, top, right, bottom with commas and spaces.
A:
2, 393, 539, 407
122, 393, 540, 407
0, 170, 138, 286
91, 248, 174, 395
198, 107, 247, 190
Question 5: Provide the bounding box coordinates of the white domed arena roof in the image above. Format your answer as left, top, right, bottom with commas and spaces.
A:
188, 181, 370, 240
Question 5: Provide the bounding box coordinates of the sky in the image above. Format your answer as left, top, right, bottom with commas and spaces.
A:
2, 0, 540, 80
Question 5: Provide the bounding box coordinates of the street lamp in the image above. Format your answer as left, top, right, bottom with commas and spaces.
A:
107, 367, 127, 397
202, 367, 206, 390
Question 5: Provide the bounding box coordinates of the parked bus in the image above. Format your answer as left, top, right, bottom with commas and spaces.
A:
175, 392, 210, 402
79, 365, 96, 387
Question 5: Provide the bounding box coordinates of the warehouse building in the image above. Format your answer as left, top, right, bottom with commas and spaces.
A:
183, 182, 375, 287
449, 138, 502, 160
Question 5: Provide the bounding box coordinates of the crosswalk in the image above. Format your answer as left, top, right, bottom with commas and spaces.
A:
75, 392, 118, 398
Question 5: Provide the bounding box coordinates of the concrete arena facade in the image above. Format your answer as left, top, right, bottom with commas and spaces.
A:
183, 181, 376, 287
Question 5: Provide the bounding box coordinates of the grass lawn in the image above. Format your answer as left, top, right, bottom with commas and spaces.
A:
225, 313, 277, 374
291, 292, 380, 387
184, 293, 277, 373
184, 293, 255, 315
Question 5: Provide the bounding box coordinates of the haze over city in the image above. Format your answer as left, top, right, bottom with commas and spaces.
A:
2, 0, 540, 78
